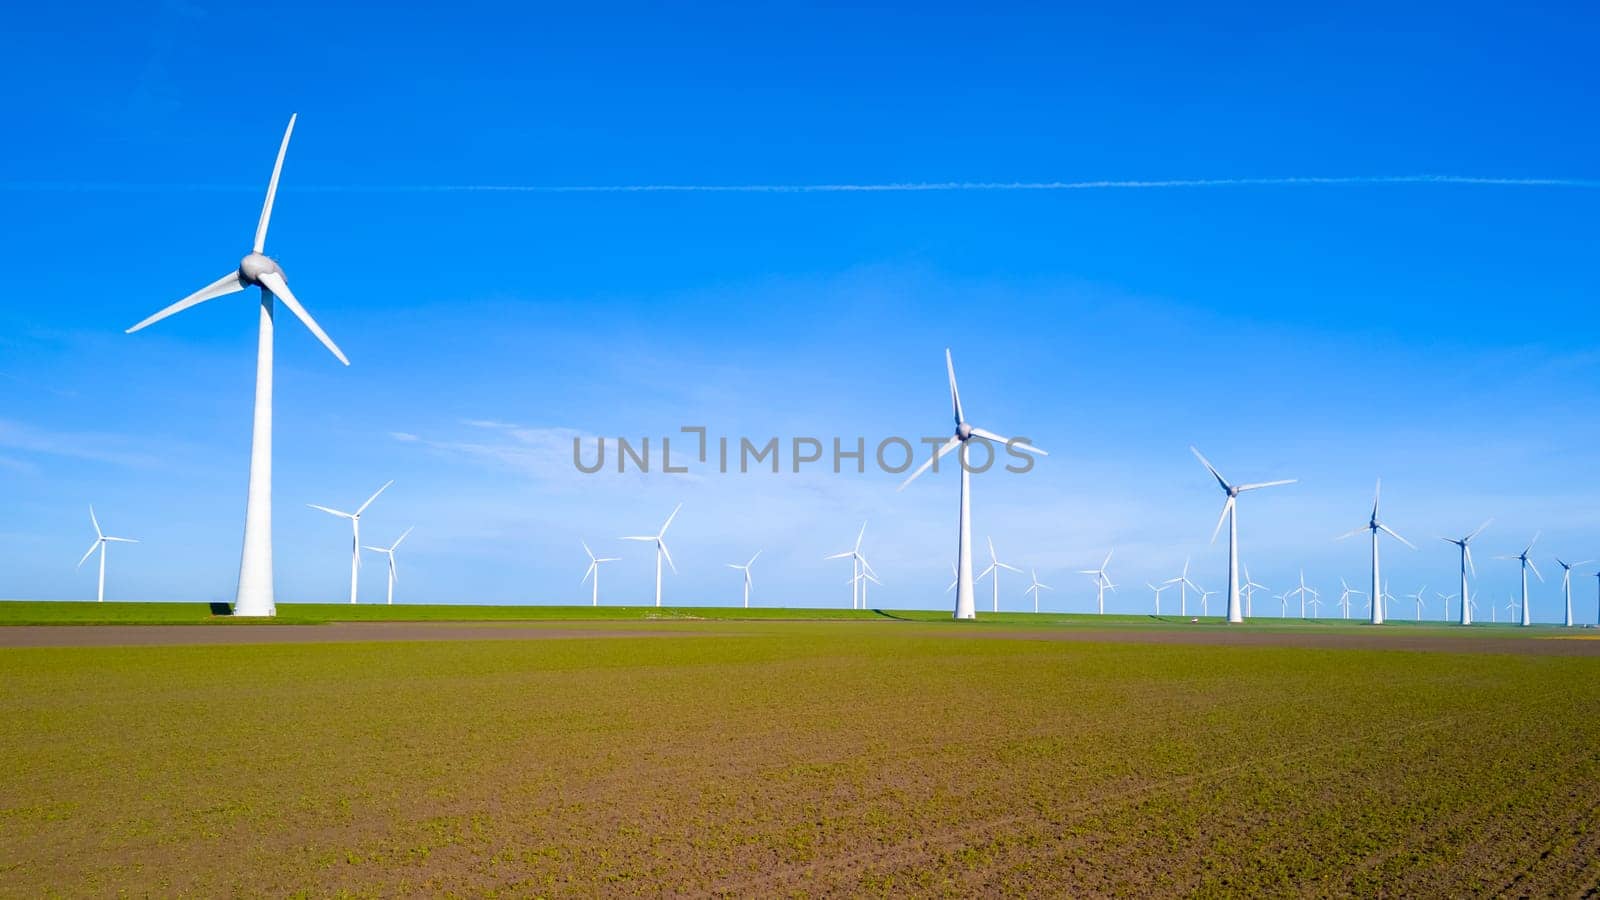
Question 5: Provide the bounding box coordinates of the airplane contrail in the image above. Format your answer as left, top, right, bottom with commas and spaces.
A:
4, 175, 1598, 193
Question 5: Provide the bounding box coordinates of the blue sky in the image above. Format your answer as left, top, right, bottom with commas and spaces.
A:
3, 1, 1599, 619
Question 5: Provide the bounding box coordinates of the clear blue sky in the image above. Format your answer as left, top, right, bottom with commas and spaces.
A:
3, 1, 1599, 619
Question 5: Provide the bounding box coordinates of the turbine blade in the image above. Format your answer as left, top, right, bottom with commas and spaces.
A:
1528, 558, 1543, 582
1210, 496, 1234, 545
257, 272, 349, 365
1467, 519, 1493, 542
1189, 445, 1231, 492
254, 114, 297, 253
1378, 523, 1416, 550
581, 562, 596, 584
970, 427, 1047, 455
898, 436, 961, 491
1237, 478, 1297, 492
824, 551, 853, 560
659, 540, 676, 573
620, 535, 656, 542
126, 272, 247, 333
356, 480, 394, 515
308, 504, 353, 518
987, 536, 998, 562
103, 537, 138, 543
76, 541, 99, 568
1337, 526, 1369, 541
659, 502, 683, 536
999, 562, 1023, 574
747, 550, 762, 567
1465, 545, 1476, 577
88, 505, 102, 539
391, 526, 414, 550
945, 347, 965, 425
855, 521, 867, 551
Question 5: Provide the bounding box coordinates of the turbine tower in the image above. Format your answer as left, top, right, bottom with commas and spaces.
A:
1024, 569, 1052, 613
978, 537, 1023, 613
900, 349, 1046, 619
1077, 550, 1114, 614
1496, 534, 1542, 627
580, 541, 620, 606
1441, 520, 1490, 626
621, 503, 681, 607
126, 115, 349, 617
1190, 447, 1296, 624
76, 506, 138, 603
1338, 479, 1414, 625
308, 480, 393, 604
362, 526, 413, 606
825, 522, 873, 609
727, 551, 762, 608
1556, 558, 1591, 628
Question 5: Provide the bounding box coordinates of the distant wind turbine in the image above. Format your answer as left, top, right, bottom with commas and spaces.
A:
126, 115, 349, 617
1308, 594, 1324, 618
900, 349, 1046, 619
1495, 534, 1542, 627
580, 541, 620, 606
1240, 564, 1266, 618
1436, 591, 1456, 621
727, 551, 762, 608
76, 506, 138, 603
308, 480, 393, 604
1337, 578, 1365, 620
362, 526, 413, 606
825, 522, 873, 609
1198, 588, 1217, 617
1441, 520, 1491, 626
1405, 585, 1427, 621
1338, 479, 1414, 625
1077, 550, 1114, 614
1149, 581, 1172, 616
1284, 570, 1316, 619
621, 503, 681, 607
1024, 569, 1052, 613
1504, 594, 1519, 623
978, 537, 1023, 613
1164, 557, 1201, 617
850, 565, 882, 608
1556, 557, 1591, 628
1191, 447, 1296, 624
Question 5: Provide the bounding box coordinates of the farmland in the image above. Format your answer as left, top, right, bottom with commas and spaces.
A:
2, 611, 1598, 894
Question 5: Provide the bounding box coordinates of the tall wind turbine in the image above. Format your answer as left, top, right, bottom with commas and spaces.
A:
621, 504, 681, 607
1148, 581, 1172, 615
580, 541, 620, 606
1556, 557, 1591, 628
1164, 557, 1201, 617
979, 537, 1023, 613
1338, 479, 1414, 625
126, 115, 349, 617
308, 480, 393, 605
1077, 550, 1115, 614
1496, 534, 1542, 627
900, 349, 1046, 620
76, 507, 138, 603
1441, 520, 1491, 626
362, 526, 413, 606
1024, 569, 1052, 613
825, 522, 872, 609
1190, 447, 1296, 624
728, 551, 762, 608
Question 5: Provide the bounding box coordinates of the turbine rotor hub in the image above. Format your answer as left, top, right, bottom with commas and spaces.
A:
238, 252, 282, 285
956, 422, 973, 440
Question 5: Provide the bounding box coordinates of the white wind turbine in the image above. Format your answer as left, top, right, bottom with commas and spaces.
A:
1338, 479, 1414, 625
1441, 520, 1491, 626
900, 349, 1046, 619
979, 537, 1023, 613
1198, 588, 1217, 617
308, 480, 393, 605
851, 565, 883, 608
1555, 557, 1591, 628
1240, 564, 1266, 618
1405, 585, 1427, 621
825, 522, 873, 609
362, 526, 413, 606
1149, 581, 1172, 616
1077, 550, 1115, 614
1337, 578, 1365, 620
1503, 594, 1520, 623
76, 506, 138, 603
1190, 447, 1296, 624
1436, 591, 1456, 621
728, 551, 762, 608
622, 503, 681, 607
1024, 569, 1052, 613
1284, 570, 1315, 619
1308, 594, 1324, 618
126, 115, 348, 617
1495, 533, 1542, 627
1164, 557, 1201, 617
580, 541, 620, 607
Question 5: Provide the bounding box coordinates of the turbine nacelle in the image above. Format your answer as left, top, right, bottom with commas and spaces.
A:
956, 421, 973, 441
239, 252, 282, 285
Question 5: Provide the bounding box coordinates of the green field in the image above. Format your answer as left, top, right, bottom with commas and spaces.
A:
3, 613, 1598, 894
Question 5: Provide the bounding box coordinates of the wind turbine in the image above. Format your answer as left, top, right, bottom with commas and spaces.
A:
1190, 446, 1296, 624
825, 522, 872, 609
308, 480, 393, 605
1077, 550, 1114, 614
1556, 557, 1591, 628
1024, 569, 1052, 613
1504, 594, 1520, 623
979, 537, 1023, 613
621, 503, 681, 607
1337, 578, 1365, 620
1308, 594, 1324, 618
727, 551, 762, 608
1405, 585, 1427, 621
580, 541, 620, 606
1436, 591, 1456, 621
1164, 557, 1201, 617
361, 526, 413, 606
76, 506, 138, 603
1277, 592, 1289, 618
126, 115, 348, 617
1338, 479, 1414, 625
1198, 588, 1217, 617
850, 565, 883, 608
900, 349, 1046, 619
1441, 520, 1491, 626
1284, 570, 1315, 619
1149, 581, 1172, 616
1496, 534, 1542, 627
1240, 564, 1266, 618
